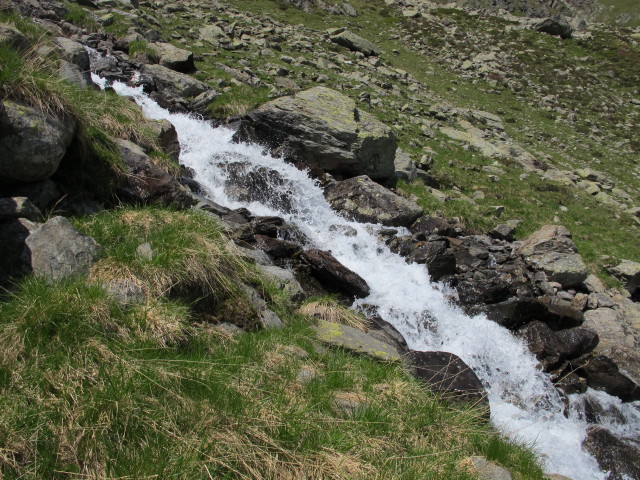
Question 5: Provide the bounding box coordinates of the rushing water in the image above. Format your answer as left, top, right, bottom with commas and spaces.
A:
96, 73, 640, 479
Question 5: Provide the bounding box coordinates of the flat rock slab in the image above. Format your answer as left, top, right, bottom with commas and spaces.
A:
324, 175, 423, 227
329, 29, 381, 56
234, 86, 397, 180
313, 320, 402, 362
25, 216, 100, 282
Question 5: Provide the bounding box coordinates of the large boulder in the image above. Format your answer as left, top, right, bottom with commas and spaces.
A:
148, 42, 195, 73
324, 175, 423, 227
405, 350, 488, 410
234, 87, 397, 181
516, 225, 587, 288
530, 17, 573, 39
299, 249, 370, 299
142, 64, 209, 99
24, 216, 100, 282
0, 100, 76, 183
329, 29, 381, 56
115, 139, 194, 208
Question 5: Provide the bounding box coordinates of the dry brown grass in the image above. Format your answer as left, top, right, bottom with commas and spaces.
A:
297, 300, 371, 331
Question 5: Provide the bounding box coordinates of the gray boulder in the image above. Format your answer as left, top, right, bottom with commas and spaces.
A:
148, 42, 195, 73
517, 225, 587, 288
329, 29, 381, 56
235, 87, 397, 180
24, 216, 100, 282
115, 139, 194, 208
143, 64, 209, 98
324, 175, 423, 227
53, 37, 95, 89
393, 148, 417, 181
0, 100, 76, 183
609, 260, 640, 295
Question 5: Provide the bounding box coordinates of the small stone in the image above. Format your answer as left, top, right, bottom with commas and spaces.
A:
136, 242, 154, 260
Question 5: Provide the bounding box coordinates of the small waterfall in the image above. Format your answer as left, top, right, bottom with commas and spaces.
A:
97, 74, 640, 479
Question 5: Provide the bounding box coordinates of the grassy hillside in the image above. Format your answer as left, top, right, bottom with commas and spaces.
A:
0, 208, 544, 479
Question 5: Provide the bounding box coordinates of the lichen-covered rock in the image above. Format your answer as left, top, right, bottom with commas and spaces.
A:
148, 42, 195, 73
313, 319, 402, 361
0, 100, 76, 183
24, 216, 100, 282
234, 87, 397, 180
324, 175, 423, 227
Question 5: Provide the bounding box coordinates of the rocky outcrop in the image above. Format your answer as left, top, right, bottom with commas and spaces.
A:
517, 225, 587, 288
24, 216, 101, 282
234, 87, 397, 181
324, 175, 423, 227
0, 100, 76, 183
115, 139, 194, 208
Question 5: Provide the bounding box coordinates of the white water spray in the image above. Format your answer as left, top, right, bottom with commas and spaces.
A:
98, 74, 640, 479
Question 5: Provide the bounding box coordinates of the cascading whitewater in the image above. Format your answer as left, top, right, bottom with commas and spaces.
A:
97, 73, 640, 479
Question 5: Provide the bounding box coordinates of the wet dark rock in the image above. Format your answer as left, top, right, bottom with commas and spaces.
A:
577, 355, 640, 402
531, 17, 573, 39
115, 139, 194, 208
299, 249, 370, 299
457, 273, 513, 306
324, 175, 423, 227
253, 235, 302, 260
234, 87, 397, 181
583, 426, 640, 479
366, 314, 409, 355
406, 350, 488, 410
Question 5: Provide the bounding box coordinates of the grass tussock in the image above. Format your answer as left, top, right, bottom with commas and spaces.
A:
206, 85, 272, 118
76, 207, 251, 305
298, 297, 371, 331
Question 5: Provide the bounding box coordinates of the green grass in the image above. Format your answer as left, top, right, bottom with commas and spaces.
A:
62, 2, 99, 32
0, 272, 545, 479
